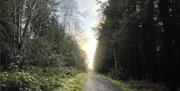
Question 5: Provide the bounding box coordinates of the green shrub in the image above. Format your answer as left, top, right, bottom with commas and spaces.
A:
0, 66, 84, 91
38, 75, 64, 91
0, 71, 41, 91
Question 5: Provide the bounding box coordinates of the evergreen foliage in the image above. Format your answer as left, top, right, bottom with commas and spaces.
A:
94, 0, 180, 90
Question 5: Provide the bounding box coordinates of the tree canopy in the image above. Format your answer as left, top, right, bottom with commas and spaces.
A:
0, 0, 86, 71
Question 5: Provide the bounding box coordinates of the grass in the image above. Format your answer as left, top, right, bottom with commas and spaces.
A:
0, 66, 87, 91
52, 73, 87, 91
103, 76, 168, 91
103, 76, 138, 91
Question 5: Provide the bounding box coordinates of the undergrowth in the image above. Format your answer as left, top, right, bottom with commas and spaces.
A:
0, 66, 86, 91
104, 76, 168, 91
52, 73, 87, 91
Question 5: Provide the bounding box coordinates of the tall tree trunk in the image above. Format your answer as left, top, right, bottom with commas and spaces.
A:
113, 48, 117, 72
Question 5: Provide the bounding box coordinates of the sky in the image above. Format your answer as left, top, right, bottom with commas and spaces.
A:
77, 0, 106, 31
77, 0, 99, 32
76, 0, 106, 69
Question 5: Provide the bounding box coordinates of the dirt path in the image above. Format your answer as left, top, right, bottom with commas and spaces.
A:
83, 72, 120, 91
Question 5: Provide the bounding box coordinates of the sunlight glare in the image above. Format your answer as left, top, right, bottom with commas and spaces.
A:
81, 31, 97, 70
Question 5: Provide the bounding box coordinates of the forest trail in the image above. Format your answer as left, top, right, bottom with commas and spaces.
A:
83, 72, 120, 91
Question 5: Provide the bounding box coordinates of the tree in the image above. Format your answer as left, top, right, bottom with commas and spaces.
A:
0, 0, 86, 71
95, 0, 180, 90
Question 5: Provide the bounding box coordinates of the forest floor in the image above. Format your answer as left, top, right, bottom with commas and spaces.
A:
82, 72, 169, 91
52, 73, 87, 91
0, 68, 170, 91
104, 76, 169, 91
83, 72, 119, 91
0, 66, 87, 91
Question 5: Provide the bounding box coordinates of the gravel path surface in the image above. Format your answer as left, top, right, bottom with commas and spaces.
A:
83, 72, 120, 91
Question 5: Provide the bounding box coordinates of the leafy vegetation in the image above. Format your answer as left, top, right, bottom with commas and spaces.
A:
62, 73, 87, 91
0, 66, 86, 91
0, 0, 86, 70
0, 70, 40, 91
0, 0, 87, 90
52, 73, 87, 91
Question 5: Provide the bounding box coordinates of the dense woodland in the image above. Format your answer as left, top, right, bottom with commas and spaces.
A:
95, 0, 180, 90
1, 0, 180, 91
0, 0, 86, 91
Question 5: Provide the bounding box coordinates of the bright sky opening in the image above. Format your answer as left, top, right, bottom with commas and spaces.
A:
76, 0, 106, 70
81, 31, 97, 70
